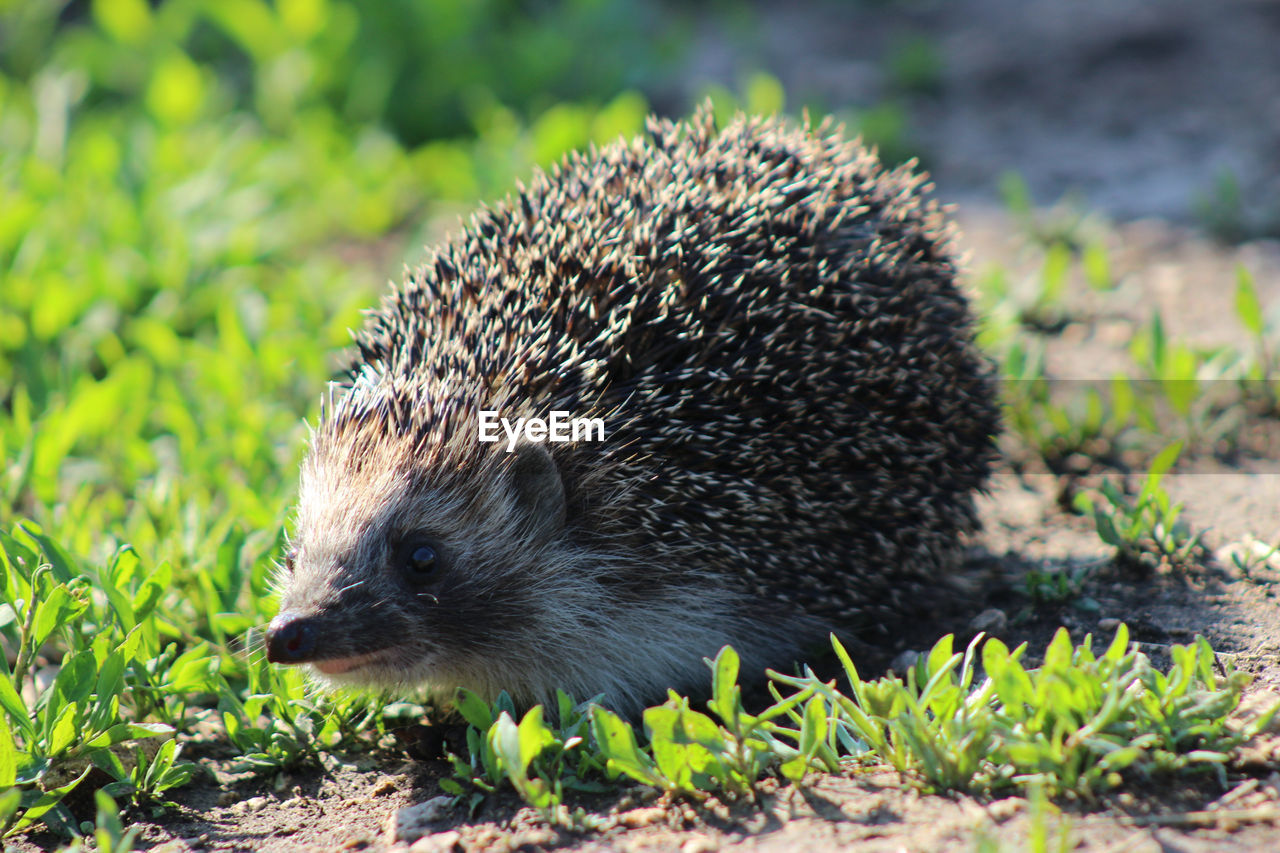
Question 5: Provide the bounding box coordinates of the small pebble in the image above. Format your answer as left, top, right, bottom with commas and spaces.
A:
986, 797, 1025, 821
969, 607, 1008, 635
149, 842, 189, 853
889, 649, 922, 674
370, 777, 399, 797
512, 828, 558, 848
681, 835, 719, 853
410, 830, 461, 853
390, 795, 455, 843
617, 806, 667, 828
231, 796, 270, 814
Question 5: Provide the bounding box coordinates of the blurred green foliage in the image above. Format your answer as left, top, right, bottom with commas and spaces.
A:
1, 0, 679, 143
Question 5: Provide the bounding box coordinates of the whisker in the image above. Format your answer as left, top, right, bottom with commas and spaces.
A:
335, 578, 367, 596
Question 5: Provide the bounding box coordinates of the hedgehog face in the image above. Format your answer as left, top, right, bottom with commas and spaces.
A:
265, 425, 570, 697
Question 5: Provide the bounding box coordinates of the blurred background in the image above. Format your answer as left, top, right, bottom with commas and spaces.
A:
6, 0, 1279, 240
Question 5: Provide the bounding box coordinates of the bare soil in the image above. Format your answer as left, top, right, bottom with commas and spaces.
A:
684, 0, 1280, 232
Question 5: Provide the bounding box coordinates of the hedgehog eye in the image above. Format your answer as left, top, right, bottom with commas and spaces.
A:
403, 543, 438, 579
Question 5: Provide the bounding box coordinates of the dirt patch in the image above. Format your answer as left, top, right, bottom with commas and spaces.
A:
684, 0, 1280, 233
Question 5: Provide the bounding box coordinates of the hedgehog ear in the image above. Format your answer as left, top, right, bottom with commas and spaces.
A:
509, 442, 565, 545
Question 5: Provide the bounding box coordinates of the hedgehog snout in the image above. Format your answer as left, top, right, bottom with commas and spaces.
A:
265, 611, 319, 664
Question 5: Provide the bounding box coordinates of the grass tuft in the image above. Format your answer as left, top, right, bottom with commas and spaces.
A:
432, 628, 1274, 821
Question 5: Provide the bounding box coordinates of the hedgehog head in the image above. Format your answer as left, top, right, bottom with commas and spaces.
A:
264, 370, 574, 701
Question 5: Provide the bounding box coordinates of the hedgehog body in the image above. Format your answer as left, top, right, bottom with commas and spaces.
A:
266, 110, 1000, 714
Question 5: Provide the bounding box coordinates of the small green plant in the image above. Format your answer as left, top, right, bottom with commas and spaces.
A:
0, 529, 200, 837
998, 173, 1093, 250
216, 652, 383, 773
888, 35, 943, 96
1081, 240, 1116, 292
52, 791, 143, 853
441, 647, 836, 821
1074, 442, 1204, 570
443, 689, 608, 825
1116, 306, 1272, 454
95, 739, 198, 810
1221, 536, 1280, 577
996, 236, 1111, 334
635, 646, 836, 797
851, 101, 914, 166
89, 790, 141, 853
1129, 314, 1204, 424
778, 626, 1272, 798
1006, 377, 1139, 468
1023, 562, 1101, 608
973, 784, 1074, 853
1233, 265, 1278, 414
996, 329, 1139, 469
591, 648, 837, 799
1020, 241, 1072, 332
441, 628, 1270, 819
1195, 168, 1253, 244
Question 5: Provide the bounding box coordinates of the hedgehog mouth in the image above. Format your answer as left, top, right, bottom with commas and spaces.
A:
312, 650, 392, 676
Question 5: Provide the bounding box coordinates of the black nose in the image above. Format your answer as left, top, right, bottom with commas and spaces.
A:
265, 613, 318, 663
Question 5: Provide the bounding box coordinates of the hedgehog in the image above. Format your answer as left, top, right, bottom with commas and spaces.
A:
265, 107, 1000, 715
